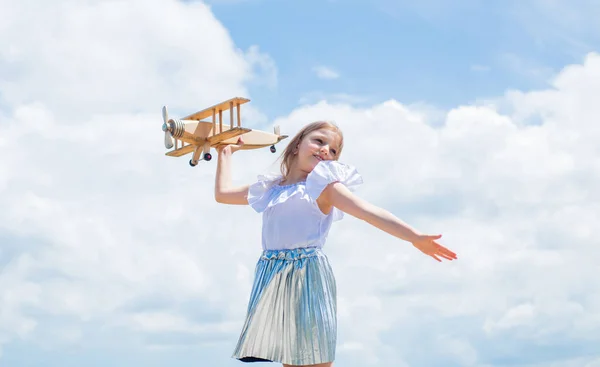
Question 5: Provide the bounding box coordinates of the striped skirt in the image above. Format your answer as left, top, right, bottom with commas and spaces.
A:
232, 247, 337, 365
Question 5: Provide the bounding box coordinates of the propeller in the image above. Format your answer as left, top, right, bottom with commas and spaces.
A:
162, 106, 174, 149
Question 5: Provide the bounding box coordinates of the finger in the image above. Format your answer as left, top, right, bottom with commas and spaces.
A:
432, 242, 456, 256
438, 252, 455, 261
439, 251, 457, 260
431, 254, 442, 262
439, 246, 457, 258
231, 142, 244, 152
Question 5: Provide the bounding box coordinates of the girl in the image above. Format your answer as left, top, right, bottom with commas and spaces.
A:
214, 121, 457, 367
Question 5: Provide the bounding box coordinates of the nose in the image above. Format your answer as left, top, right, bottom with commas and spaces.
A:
320, 145, 330, 155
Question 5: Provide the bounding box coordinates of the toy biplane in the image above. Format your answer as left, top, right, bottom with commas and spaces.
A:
161, 97, 288, 166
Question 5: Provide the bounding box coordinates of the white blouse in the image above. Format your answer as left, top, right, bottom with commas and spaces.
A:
247, 160, 363, 251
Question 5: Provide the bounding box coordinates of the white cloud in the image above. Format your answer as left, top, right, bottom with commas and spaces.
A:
1, 0, 600, 366
243, 45, 278, 89
270, 52, 600, 366
0, 0, 262, 121
313, 65, 341, 79
0, 0, 273, 361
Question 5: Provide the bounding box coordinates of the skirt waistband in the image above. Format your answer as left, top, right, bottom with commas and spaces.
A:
260, 247, 321, 261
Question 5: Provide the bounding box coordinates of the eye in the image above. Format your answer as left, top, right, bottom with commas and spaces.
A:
331, 149, 337, 155
315, 138, 323, 144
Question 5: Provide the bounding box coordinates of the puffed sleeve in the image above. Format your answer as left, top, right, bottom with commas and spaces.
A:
305, 160, 363, 221
247, 173, 281, 213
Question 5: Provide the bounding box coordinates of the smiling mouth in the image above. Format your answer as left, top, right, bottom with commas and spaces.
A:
313, 155, 324, 161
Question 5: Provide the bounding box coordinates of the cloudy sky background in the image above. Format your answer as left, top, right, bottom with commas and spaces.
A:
1, 0, 599, 366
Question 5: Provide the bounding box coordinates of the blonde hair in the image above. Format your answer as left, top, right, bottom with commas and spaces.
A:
279, 121, 344, 178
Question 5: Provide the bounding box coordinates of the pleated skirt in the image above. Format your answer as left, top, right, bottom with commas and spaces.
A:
232, 247, 337, 365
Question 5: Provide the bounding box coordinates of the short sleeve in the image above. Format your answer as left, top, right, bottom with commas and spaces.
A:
305, 160, 363, 221
247, 173, 281, 213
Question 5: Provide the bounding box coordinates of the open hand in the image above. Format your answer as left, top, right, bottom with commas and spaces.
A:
216, 137, 244, 155
411, 234, 457, 262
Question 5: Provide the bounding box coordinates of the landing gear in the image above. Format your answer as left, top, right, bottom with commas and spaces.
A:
270, 145, 276, 153
189, 155, 210, 166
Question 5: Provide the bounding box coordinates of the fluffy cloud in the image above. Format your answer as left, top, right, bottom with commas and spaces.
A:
272, 53, 600, 366
1, 0, 599, 366
0, 0, 273, 362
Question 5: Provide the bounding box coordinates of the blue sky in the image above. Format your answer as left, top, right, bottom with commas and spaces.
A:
1, 0, 600, 366
205, 0, 597, 117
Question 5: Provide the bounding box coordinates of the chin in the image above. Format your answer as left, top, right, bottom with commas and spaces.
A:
300, 159, 320, 172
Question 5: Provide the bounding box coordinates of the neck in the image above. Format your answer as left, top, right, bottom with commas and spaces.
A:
282, 163, 309, 185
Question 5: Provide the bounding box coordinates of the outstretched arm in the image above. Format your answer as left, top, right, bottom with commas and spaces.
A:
321, 182, 457, 262
214, 140, 249, 205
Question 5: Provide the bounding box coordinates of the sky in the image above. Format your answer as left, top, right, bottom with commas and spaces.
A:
0, 0, 599, 366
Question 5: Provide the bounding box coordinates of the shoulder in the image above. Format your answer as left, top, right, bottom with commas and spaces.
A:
247, 173, 283, 213
249, 173, 282, 192
305, 160, 363, 199
303, 160, 363, 221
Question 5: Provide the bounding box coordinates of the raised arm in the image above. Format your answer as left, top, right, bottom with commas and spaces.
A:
214, 140, 250, 205
320, 182, 457, 262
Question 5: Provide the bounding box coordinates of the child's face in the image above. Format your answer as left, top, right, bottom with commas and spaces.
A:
295, 129, 341, 171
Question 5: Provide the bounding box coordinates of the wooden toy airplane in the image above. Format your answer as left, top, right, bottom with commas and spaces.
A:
161, 97, 288, 166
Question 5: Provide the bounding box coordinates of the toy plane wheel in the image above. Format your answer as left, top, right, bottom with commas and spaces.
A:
189, 159, 197, 167
204, 153, 212, 161
270, 145, 276, 153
